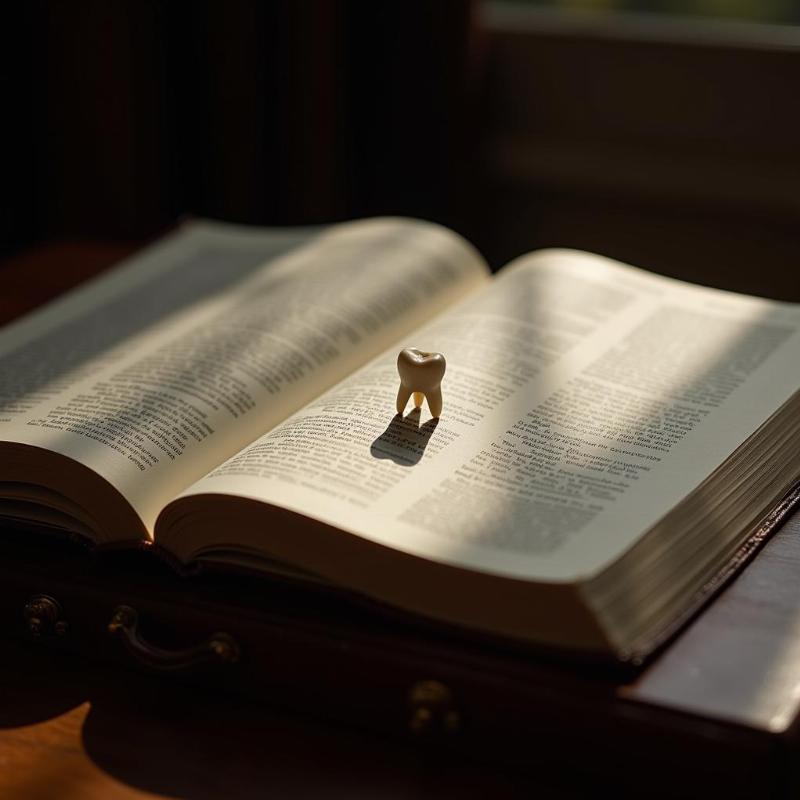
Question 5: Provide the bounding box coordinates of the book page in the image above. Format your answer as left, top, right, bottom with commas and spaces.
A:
0, 218, 488, 536
173, 249, 800, 581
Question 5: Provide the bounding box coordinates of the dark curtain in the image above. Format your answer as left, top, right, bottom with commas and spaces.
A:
3, 1, 478, 256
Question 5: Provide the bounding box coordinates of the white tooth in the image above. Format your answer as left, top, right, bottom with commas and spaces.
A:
426, 386, 443, 418
395, 348, 446, 418
396, 384, 413, 415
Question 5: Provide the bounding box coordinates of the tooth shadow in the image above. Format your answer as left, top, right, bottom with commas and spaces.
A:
370, 408, 439, 466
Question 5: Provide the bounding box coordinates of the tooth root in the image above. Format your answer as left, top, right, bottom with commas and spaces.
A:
396, 384, 413, 415
426, 386, 443, 418
413, 392, 425, 408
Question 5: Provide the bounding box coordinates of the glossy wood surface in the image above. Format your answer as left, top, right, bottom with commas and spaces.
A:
0, 638, 575, 800
628, 513, 800, 732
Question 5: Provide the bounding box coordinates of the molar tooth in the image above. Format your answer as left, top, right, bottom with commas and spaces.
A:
396, 348, 446, 418
396, 384, 413, 416
425, 385, 443, 418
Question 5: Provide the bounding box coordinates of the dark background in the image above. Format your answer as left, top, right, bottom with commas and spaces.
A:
4, 0, 800, 296
3, 2, 476, 249
1, 7, 799, 795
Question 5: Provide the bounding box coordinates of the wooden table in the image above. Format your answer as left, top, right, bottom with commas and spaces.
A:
2, 241, 800, 798
1, 637, 581, 800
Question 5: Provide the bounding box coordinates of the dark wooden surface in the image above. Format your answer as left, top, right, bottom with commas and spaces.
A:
1, 637, 579, 800
2, 241, 800, 798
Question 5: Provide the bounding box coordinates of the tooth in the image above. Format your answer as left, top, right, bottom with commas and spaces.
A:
396, 384, 412, 415
396, 348, 446, 418
425, 385, 443, 418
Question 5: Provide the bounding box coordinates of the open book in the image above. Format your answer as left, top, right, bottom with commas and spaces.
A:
2, 218, 799, 662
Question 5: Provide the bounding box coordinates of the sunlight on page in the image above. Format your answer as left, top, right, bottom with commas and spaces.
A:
390, 253, 800, 581
0, 219, 489, 540
176, 249, 800, 585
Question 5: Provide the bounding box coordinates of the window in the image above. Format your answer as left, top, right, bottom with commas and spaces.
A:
476, 1, 800, 299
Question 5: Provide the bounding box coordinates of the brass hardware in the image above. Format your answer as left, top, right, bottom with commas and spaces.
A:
23, 595, 68, 639
408, 679, 461, 737
108, 604, 240, 672
107, 604, 136, 635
